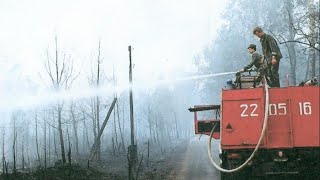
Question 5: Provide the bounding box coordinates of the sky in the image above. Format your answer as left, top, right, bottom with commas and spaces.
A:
0, 0, 228, 111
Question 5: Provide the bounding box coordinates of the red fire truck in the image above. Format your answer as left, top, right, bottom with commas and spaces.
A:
189, 73, 319, 179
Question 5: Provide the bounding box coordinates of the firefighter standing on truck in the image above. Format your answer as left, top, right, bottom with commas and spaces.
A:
253, 27, 283, 87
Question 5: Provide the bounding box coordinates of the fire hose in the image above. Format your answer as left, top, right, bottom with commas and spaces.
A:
207, 77, 269, 173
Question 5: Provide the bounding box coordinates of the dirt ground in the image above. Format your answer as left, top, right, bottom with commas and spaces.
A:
0, 138, 190, 180
95, 138, 190, 180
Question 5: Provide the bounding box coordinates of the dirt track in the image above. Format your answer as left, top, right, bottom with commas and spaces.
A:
170, 136, 221, 180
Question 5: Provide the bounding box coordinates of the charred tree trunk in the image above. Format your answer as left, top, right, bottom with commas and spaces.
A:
147, 139, 150, 167
21, 137, 25, 171
117, 101, 125, 153
92, 104, 97, 142
67, 128, 72, 166
82, 111, 90, 153
174, 112, 179, 139
44, 122, 47, 169
71, 107, 79, 160
112, 68, 119, 153
287, 43, 297, 84
146, 106, 153, 144
308, 0, 316, 79
155, 118, 160, 145
35, 114, 42, 167
2, 131, 5, 176
286, 0, 297, 85
53, 127, 58, 160
112, 137, 116, 156
48, 122, 51, 167
113, 109, 119, 154
58, 105, 66, 164
91, 40, 103, 162
12, 120, 17, 175
96, 97, 101, 161
122, 102, 125, 147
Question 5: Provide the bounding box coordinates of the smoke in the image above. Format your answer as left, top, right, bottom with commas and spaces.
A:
0, 71, 236, 112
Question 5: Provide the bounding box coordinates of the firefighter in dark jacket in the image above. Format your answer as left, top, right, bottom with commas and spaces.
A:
253, 27, 283, 87
241, 44, 264, 71
240, 44, 266, 86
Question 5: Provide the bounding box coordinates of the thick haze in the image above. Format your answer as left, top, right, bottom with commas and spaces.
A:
0, 0, 228, 111
0, 1, 318, 178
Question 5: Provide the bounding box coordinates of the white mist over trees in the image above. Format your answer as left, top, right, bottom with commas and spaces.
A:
0, 38, 197, 175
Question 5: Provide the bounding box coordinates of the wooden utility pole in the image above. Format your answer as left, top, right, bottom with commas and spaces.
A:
129, 46, 135, 146
128, 46, 137, 180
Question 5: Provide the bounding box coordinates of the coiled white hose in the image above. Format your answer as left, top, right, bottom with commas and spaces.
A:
207, 77, 269, 173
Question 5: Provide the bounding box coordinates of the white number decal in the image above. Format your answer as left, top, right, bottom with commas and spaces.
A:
240, 104, 249, 117
278, 103, 287, 115
299, 102, 312, 115
241, 103, 288, 117
240, 104, 258, 117
268, 103, 287, 116
269, 104, 277, 115
250, 104, 258, 116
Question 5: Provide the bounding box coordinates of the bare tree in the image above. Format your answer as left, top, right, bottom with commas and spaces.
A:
70, 102, 80, 160
35, 113, 41, 167
116, 98, 125, 153
12, 115, 17, 175
80, 109, 90, 153
112, 67, 119, 154
282, 0, 298, 84
21, 136, 25, 171
87, 40, 109, 161
43, 119, 47, 169
308, 0, 317, 78
277, 1, 319, 51
2, 129, 8, 176
44, 35, 78, 164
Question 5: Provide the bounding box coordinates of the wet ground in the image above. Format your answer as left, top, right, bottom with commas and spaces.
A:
170, 136, 221, 180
